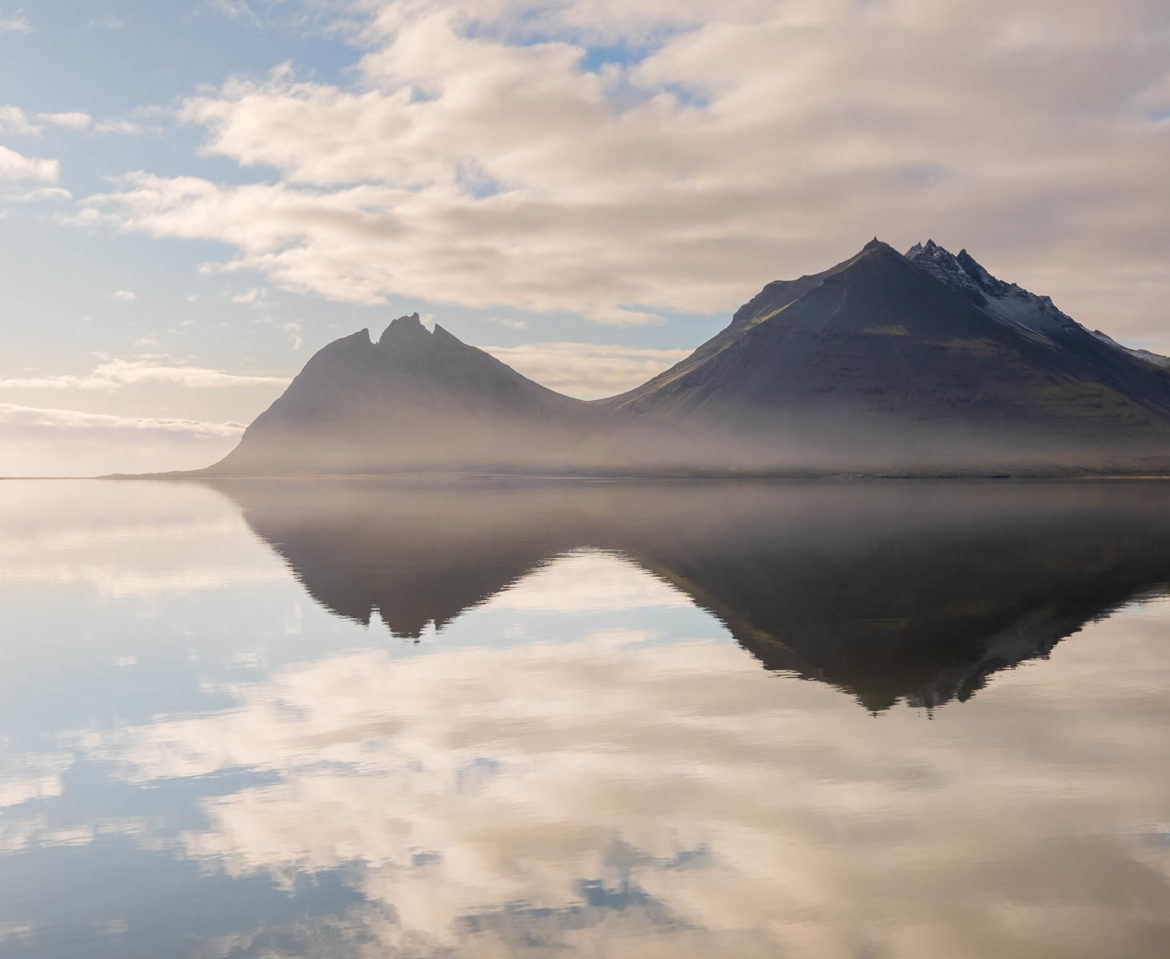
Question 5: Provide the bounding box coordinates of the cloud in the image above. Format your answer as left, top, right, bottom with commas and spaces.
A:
70, 0, 1170, 344
0, 145, 58, 183
282, 321, 303, 350
0, 186, 70, 203
88, 15, 124, 29
38, 111, 92, 130
230, 286, 266, 306
481, 342, 689, 398
588, 307, 664, 327
0, 105, 37, 135
92, 118, 144, 135
0, 356, 290, 391
0, 402, 243, 437
199, 0, 262, 28
0, 7, 29, 33
0, 104, 140, 137
112, 289, 137, 300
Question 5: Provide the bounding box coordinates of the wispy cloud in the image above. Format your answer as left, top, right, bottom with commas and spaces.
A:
481, 342, 689, 398
588, 307, 664, 328
230, 286, 267, 306
0, 7, 30, 33
199, 0, 261, 28
92, 118, 144, 136
38, 111, 92, 130
1, 186, 70, 203
88, 15, 123, 30
282, 321, 303, 350
0, 402, 243, 437
1, 103, 141, 137
112, 289, 137, 300
0, 357, 289, 391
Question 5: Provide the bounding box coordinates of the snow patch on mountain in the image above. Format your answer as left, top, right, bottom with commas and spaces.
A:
905, 240, 1084, 340
905, 239, 1170, 369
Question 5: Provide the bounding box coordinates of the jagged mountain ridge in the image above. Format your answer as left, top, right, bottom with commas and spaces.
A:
200, 241, 1170, 476
906, 239, 1080, 339
905, 239, 1170, 413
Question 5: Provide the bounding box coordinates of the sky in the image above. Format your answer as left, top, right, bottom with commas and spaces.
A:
1, 0, 1168, 475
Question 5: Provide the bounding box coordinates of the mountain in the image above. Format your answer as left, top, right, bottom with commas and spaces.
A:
600, 239, 1170, 472
206, 313, 596, 475
196, 241, 1170, 477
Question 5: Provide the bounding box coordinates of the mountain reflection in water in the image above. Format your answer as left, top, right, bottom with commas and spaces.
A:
222, 479, 1170, 711
2, 479, 1170, 959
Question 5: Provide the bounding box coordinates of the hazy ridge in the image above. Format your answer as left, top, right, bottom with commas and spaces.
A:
180, 240, 1170, 478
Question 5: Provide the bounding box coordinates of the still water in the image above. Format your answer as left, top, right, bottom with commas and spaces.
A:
1, 478, 1169, 957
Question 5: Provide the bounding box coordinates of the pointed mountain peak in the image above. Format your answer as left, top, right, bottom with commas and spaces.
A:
378, 312, 429, 346
860, 236, 897, 255
849, 237, 905, 269
906, 238, 954, 260
954, 248, 987, 273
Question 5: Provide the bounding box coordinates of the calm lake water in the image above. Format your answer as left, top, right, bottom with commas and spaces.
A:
1, 478, 1169, 958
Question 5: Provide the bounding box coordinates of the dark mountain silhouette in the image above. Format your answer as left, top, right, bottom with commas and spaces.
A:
214, 479, 1170, 711
192, 241, 1170, 478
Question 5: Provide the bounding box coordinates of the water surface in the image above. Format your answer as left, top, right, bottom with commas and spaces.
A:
1, 479, 1169, 957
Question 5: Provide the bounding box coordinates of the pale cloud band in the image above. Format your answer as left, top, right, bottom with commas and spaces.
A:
0, 357, 290, 391
482, 342, 690, 398
0, 403, 243, 437
0, 104, 142, 138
